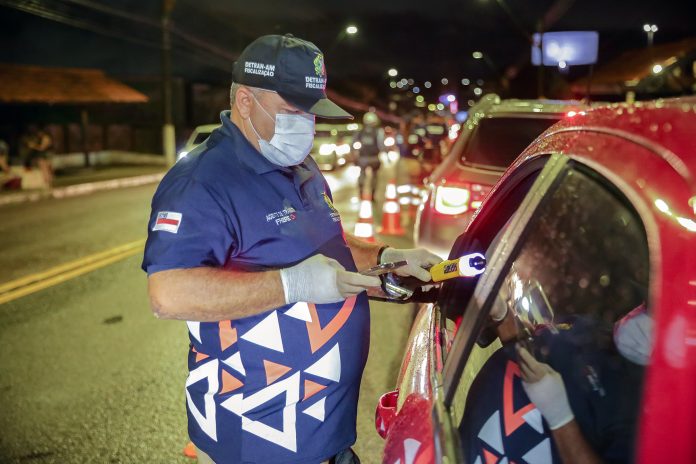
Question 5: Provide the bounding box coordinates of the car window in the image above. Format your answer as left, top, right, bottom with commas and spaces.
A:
460, 116, 560, 168
449, 165, 649, 464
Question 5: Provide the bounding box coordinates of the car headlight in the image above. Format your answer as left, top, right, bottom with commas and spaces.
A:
319, 143, 336, 156
335, 143, 351, 156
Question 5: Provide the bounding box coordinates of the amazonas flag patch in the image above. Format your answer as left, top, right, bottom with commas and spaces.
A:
153, 211, 182, 233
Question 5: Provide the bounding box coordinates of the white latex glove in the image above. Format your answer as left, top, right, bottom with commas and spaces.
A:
380, 247, 442, 282
280, 254, 381, 304
517, 345, 575, 430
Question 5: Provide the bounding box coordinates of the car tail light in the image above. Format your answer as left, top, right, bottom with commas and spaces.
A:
434, 183, 491, 215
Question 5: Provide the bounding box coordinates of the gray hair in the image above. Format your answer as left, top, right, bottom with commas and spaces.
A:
230, 82, 262, 107
229, 82, 241, 107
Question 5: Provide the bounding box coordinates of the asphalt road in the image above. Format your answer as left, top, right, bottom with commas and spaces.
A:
0, 162, 418, 464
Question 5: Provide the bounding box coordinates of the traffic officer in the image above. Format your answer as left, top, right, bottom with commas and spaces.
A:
142, 34, 440, 464
354, 110, 384, 200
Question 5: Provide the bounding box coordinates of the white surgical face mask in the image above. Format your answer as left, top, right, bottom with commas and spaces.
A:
246, 93, 315, 167
613, 304, 653, 366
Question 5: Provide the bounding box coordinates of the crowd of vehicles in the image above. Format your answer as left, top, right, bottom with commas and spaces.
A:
177, 122, 361, 171
376, 97, 696, 463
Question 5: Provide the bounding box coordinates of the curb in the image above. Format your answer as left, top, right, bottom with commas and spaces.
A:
0, 172, 165, 207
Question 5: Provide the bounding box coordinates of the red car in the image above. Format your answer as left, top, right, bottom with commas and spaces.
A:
376, 98, 696, 464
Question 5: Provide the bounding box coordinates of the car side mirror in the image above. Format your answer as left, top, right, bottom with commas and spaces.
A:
375, 389, 399, 439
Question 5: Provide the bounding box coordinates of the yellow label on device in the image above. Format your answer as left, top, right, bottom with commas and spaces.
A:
430, 258, 462, 282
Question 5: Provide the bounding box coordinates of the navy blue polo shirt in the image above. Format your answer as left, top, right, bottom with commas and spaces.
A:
142, 111, 370, 464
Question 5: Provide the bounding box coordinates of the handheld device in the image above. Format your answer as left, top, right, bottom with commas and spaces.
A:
380, 252, 487, 301
430, 253, 487, 281
360, 261, 408, 276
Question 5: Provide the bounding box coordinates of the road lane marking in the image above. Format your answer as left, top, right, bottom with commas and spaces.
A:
0, 239, 145, 305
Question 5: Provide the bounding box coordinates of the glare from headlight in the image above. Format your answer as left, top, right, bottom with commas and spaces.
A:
319, 143, 336, 156
335, 143, 351, 156
352, 141, 362, 149
384, 136, 395, 147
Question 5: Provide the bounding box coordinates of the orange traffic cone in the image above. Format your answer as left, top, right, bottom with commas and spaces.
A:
354, 191, 376, 242
378, 179, 405, 236
183, 441, 197, 459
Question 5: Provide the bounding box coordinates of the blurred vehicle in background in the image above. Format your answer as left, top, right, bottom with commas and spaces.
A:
415, 94, 591, 258
312, 122, 360, 170
177, 122, 361, 170
376, 97, 696, 464
177, 124, 219, 161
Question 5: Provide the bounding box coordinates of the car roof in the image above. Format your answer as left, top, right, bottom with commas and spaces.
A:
191, 124, 221, 134
532, 97, 696, 182
471, 93, 594, 117
315, 122, 361, 131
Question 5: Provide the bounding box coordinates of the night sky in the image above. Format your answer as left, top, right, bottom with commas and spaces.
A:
1, 0, 693, 99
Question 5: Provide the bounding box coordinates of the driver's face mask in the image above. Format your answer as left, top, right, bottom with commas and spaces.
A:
246, 92, 315, 167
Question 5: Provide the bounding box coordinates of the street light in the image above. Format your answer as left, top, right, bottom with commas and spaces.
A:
346, 25, 358, 34
388, 68, 398, 77
643, 24, 657, 47
472, 51, 483, 59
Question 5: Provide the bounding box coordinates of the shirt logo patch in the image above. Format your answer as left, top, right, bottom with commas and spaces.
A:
153, 211, 182, 233
266, 207, 297, 226
323, 193, 341, 223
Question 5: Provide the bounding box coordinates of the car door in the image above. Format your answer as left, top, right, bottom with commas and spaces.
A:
379, 154, 550, 464
435, 153, 651, 463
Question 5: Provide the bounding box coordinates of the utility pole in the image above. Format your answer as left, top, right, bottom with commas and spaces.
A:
161, 0, 176, 166
536, 20, 545, 98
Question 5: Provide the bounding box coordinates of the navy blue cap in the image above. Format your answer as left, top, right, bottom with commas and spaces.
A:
232, 34, 352, 120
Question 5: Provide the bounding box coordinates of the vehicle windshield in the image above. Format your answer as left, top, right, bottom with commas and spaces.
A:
460, 116, 560, 168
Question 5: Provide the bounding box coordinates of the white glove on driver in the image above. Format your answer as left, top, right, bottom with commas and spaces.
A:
380, 247, 442, 282
280, 254, 381, 304
517, 345, 575, 430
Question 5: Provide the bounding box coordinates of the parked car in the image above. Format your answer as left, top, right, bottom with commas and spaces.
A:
177, 124, 219, 161
377, 98, 696, 464
414, 95, 591, 258
311, 122, 360, 170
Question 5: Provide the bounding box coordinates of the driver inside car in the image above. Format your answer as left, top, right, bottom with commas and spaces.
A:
458, 290, 648, 464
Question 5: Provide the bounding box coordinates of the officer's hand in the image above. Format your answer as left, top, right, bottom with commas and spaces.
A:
380, 247, 442, 282
517, 345, 574, 430
280, 254, 381, 305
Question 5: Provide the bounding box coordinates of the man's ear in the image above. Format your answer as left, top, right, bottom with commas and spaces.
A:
235, 86, 254, 119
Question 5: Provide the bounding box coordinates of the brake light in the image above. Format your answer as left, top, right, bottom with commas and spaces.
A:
435, 186, 470, 215
434, 183, 491, 215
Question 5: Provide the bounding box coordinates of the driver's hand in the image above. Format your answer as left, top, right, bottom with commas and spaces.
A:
517, 345, 575, 430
